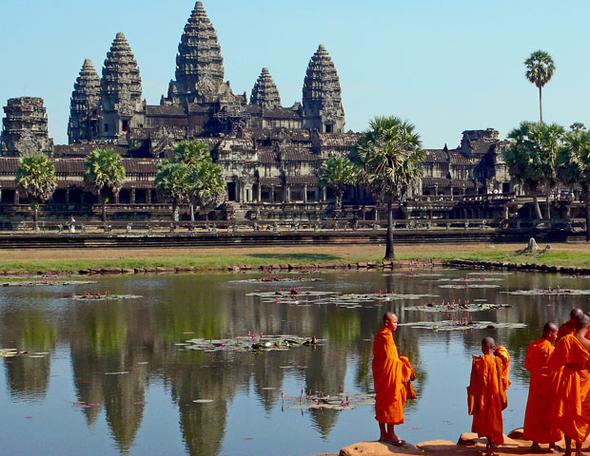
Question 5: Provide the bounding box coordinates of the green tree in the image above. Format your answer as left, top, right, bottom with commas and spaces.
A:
188, 160, 225, 221
155, 161, 191, 223
524, 50, 555, 124
174, 140, 210, 167
318, 156, 358, 211
84, 149, 126, 222
557, 126, 590, 240
15, 153, 57, 230
352, 116, 425, 260
504, 121, 564, 220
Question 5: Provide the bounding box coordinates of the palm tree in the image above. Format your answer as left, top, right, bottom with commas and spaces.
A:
15, 154, 57, 230
352, 116, 425, 260
505, 121, 564, 221
188, 160, 226, 221
174, 140, 210, 167
84, 149, 126, 223
524, 50, 555, 124
155, 161, 191, 224
318, 156, 358, 212
558, 127, 590, 240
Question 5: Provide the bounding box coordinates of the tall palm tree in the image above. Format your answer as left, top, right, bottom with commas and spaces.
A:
505, 121, 564, 221
188, 160, 226, 221
525, 50, 555, 124
318, 156, 358, 211
155, 161, 191, 224
84, 149, 126, 223
352, 116, 425, 260
558, 127, 590, 240
15, 153, 57, 230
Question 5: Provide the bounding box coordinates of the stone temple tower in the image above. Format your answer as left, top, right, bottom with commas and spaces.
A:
1, 97, 53, 156
68, 59, 101, 144
250, 68, 281, 110
99, 32, 144, 139
166, 1, 225, 105
302, 45, 345, 134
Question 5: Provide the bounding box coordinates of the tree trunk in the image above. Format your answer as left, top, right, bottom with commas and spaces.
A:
384, 201, 395, 260
336, 190, 343, 212
33, 205, 39, 232
101, 192, 106, 223
586, 200, 590, 243
539, 86, 543, 124
532, 195, 543, 220
545, 184, 551, 221
190, 203, 195, 222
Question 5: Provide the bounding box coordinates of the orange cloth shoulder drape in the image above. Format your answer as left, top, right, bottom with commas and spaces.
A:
372, 326, 416, 425
549, 334, 590, 442
467, 346, 510, 445
523, 338, 562, 443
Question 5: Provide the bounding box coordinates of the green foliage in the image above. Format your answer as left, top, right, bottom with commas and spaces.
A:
352, 116, 424, 203
319, 156, 358, 209
155, 161, 191, 204
504, 121, 565, 192
16, 154, 57, 203
174, 140, 211, 167
524, 50, 555, 89
189, 160, 225, 208
84, 149, 126, 195
557, 127, 590, 193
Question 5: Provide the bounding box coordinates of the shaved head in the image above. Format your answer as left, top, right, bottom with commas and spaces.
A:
383, 312, 397, 324
543, 322, 558, 335
382, 312, 398, 332
481, 336, 496, 354
571, 308, 584, 320
575, 313, 590, 331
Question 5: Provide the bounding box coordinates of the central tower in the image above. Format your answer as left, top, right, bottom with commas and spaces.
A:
166, 1, 225, 105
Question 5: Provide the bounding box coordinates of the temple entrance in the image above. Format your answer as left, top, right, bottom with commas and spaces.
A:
227, 182, 237, 202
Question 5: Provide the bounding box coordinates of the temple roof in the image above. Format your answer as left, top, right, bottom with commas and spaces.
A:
250, 68, 281, 110
70, 60, 100, 115
303, 45, 343, 106
101, 33, 142, 106
171, 1, 224, 102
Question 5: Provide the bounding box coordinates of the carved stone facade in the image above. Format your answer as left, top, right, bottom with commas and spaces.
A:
0, 1, 510, 221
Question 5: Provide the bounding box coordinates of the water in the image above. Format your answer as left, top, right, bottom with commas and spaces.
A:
0, 269, 588, 456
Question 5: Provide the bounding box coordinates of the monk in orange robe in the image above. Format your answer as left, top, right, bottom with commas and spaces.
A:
372, 312, 416, 445
523, 322, 562, 452
550, 313, 590, 456
467, 337, 511, 455
557, 308, 584, 340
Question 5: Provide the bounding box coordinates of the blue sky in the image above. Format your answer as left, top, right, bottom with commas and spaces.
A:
0, 0, 588, 147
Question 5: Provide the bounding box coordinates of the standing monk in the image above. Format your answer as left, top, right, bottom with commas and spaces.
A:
467, 337, 511, 456
550, 313, 590, 456
557, 308, 584, 340
372, 312, 416, 445
523, 322, 562, 453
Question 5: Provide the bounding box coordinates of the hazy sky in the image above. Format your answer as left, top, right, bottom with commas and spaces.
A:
1, 0, 588, 147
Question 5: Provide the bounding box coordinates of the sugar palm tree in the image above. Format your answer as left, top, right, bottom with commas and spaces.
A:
84, 149, 126, 223
15, 153, 57, 230
558, 127, 590, 240
188, 160, 226, 221
352, 116, 425, 260
319, 156, 358, 212
525, 50, 555, 124
155, 161, 191, 224
505, 121, 564, 221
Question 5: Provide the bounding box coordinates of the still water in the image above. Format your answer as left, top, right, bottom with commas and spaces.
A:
0, 269, 588, 456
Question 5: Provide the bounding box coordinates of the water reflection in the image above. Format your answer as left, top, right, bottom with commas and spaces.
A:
1, 270, 589, 455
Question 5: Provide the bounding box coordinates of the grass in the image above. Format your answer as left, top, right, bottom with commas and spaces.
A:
1, 242, 590, 274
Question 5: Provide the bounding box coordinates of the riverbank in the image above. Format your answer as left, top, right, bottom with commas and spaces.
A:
0, 242, 589, 274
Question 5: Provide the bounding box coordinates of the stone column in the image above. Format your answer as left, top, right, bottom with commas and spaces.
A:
257, 184, 262, 202
130, 188, 136, 204
322, 187, 327, 202
114, 192, 119, 204
286, 186, 291, 203
304, 184, 308, 203
0, 188, 3, 204
271, 186, 275, 203
146, 190, 152, 204
65, 188, 70, 205
14, 191, 19, 205
434, 184, 438, 197
450, 186, 454, 199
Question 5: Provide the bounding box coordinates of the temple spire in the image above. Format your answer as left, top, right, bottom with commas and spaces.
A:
250, 68, 281, 110
167, 1, 224, 104
68, 59, 101, 144
302, 44, 345, 134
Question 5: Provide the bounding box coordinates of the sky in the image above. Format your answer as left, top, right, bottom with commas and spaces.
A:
0, 0, 588, 148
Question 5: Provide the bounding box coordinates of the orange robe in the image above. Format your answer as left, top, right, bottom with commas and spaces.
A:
549, 334, 590, 442
523, 338, 562, 443
467, 347, 510, 445
372, 326, 416, 424
557, 320, 576, 340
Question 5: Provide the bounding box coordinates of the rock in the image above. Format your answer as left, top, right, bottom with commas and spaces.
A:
415, 440, 459, 452
121, 268, 135, 274
175, 266, 194, 272
339, 441, 423, 456
134, 268, 145, 273
279, 264, 289, 270
367, 262, 377, 269
507, 428, 524, 440
143, 267, 156, 273
457, 433, 478, 446
101, 267, 122, 274
357, 262, 368, 269
155, 267, 174, 273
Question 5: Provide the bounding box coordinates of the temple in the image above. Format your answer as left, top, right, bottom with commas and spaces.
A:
0, 1, 512, 224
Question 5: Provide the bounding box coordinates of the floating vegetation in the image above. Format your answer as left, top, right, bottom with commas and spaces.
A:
283, 391, 375, 411
0, 280, 97, 288
0, 348, 21, 358
71, 293, 142, 302
438, 284, 501, 289
436, 277, 504, 283
399, 320, 527, 331
467, 272, 513, 276
192, 399, 214, 404
383, 273, 445, 278
503, 288, 590, 296
403, 303, 511, 313
104, 371, 129, 376
229, 276, 323, 284
182, 335, 322, 353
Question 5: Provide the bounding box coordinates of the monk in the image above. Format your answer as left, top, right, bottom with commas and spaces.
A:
557, 308, 584, 340
523, 322, 562, 453
372, 312, 416, 445
467, 337, 511, 456
550, 313, 590, 456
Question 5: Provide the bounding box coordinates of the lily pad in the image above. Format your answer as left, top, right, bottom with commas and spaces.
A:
503, 288, 590, 296
398, 320, 527, 331
192, 399, 214, 404
403, 303, 511, 313
183, 335, 323, 353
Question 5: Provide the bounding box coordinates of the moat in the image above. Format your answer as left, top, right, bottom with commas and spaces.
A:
1, 269, 587, 455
